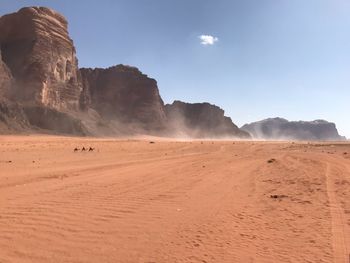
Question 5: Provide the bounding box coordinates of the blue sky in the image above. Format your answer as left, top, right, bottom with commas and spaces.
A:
1, 0, 350, 137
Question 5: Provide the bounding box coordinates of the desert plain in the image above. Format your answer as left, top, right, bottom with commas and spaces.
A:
0, 135, 349, 263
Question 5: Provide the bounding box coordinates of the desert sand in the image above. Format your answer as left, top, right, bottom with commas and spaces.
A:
0, 136, 349, 263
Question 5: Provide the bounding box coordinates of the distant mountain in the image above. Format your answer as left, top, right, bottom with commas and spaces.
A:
165, 101, 250, 139
241, 118, 346, 141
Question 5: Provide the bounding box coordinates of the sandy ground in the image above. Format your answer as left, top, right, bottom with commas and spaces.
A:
0, 136, 349, 263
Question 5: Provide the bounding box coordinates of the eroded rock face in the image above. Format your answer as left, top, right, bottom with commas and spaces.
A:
0, 99, 30, 133
0, 7, 82, 110
80, 65, 167, 131
241, 118, 345, 141
165, 100, 250, 138
23, 106, 87, 135
0, 99, 89, 135
0, 50, 12, 97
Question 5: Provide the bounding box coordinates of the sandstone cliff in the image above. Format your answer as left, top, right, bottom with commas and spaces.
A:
4, 6, 342, 140
0, 7, 82, 110
241, 118, 345, 141
165, 101, 250, 138
80, 65, 167, 131
0, 48, 28, 132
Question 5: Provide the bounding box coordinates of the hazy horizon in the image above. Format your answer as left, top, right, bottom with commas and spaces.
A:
1, 0, 349, 138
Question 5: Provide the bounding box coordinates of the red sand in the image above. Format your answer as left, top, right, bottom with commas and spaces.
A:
0, 136, 349, 262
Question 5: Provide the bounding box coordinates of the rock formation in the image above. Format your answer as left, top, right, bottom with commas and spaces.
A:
2, 6, 344, 140
23, 105, 87, 135
0, 99, 30, 133
0, 49, 28, 133
80, 65, 167, 131
0, 49, 12, 97
0, 7, 95, 135
0, 7, 82, 110
0, 6, 170, 135
165, 101, 250, 138
241, 118, 345, 141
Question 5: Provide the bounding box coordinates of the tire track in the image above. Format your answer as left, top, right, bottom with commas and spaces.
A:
326, 163, 350, 263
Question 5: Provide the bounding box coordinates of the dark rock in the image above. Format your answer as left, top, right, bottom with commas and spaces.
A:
165, 100, 250, 139
270, 194, 287, 199
0, 49, 12, 97
0, 99, 31, 133
80, 65, 167, 131
242, 118, 345, 141
23, 105, 88, 135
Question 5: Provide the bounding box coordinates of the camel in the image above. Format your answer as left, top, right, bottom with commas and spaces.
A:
81, 147, 86, 152
74, 148, 79, 152
88, 147, 94, 152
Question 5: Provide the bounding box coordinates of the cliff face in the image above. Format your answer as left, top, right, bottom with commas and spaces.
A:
165, 101, 250, 138
0, 7, 82, 110
80, 65, 167, 131
0, 99, 30, 133
0, 49, 12, 97
5, 6, 342, 140
241, 118, 345, 141
1, 6, 253, 137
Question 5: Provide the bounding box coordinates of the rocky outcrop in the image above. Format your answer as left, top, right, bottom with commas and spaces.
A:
0, 7, 93, 135
0, 7, 82, 110
0, 99, 89, 135
0, 49, 12, 97
2, 6, 345, 141
0, 99, 30, 133
241, 118, 345, 141
23, 105, 87, 135
165, 101, 250, 138
80, 65, 167, 131
0, 6, 252, 138
0, 6, 169, 135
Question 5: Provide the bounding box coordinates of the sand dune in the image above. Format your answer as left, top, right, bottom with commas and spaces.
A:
0, 136, 349, 262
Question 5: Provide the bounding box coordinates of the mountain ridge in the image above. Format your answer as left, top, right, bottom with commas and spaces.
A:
242, 117, 346, 141
0, 6, 249, 139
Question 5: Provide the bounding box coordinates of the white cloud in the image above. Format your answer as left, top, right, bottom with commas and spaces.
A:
199, 35, 218, 45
